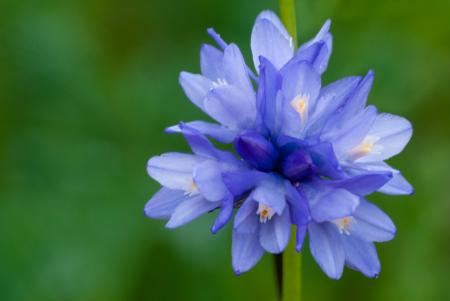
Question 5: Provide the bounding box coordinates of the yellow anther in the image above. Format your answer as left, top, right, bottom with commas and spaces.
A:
290, 96, 308, 121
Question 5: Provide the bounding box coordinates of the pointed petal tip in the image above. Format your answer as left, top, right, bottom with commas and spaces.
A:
210, 225, 219, 234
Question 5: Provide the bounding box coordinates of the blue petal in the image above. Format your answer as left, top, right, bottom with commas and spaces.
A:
259, 208, 291, 253
342, 236, 380, 278
307, 76, 361, 136
327, 172, 393, 196
211, 195, 234, 234
345, 161, 414, 195
222, 169, 267, 197
234, 131, 279, 171
339, 70, 374, 122
252, 178, 287, 215
379, 171, 414, 195
283, 42, 328, 75
179, 71, 212, 109
251, 18, 294, 70
256, 57, 283, 135
165, 195, 219, 228
204, 85, 256, 129
308, 142, 344, 179
144, 188, 188, 219
166, 120, 237, 144
193, 160, 229, 202
284, 181, 310, 226
350, 200, 396, 242
232, 229, 265, 275
298, 20, 332, 74
179, 123, 237, 162
147, 153, 203, 191
234, 198, 259, 234
358, 113, 413, 162
309, 222, 345, 279
295, 225, 307, 252
200, 44, 224, 80
308, 186, 359, 223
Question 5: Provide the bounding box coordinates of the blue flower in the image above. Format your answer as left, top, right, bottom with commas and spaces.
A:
145, 10, 413, 279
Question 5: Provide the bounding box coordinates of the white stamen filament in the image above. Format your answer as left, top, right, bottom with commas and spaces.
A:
212, 78, 228, 88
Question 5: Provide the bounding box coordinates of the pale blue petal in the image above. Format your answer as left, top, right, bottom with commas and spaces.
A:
379, 171, 414, 195
232, 229, 265, 275
223, 44, 255, 99
358, 113, 413, 162
147, 153, 203, 191
252, 178, 286, 215
179, 71, 212, 109
204, 85, 256, 129
165, 121, 237, 144
280, 61, 321, 137
350, 199, 396, 242
331, 105, 378, 157
251, 18, 294, 70
165, 195, 219, 228
259, 208, 291, 253
309, 222, 345, 279
193, 160, 228, 202
307, 76, 361, 136
255, 10, 290, 40
144, 188, 188, 219
309, 187, 359, 223
200, 44, 224, 80
234, 198, 259, 234
342, 236, 380, 278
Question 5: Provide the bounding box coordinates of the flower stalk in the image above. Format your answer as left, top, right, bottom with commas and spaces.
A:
278, 0, 298, 47
278, 3, 301, 301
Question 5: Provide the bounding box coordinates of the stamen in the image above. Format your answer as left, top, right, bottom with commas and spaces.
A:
332, 217, 355, 235
212, 78, 228, 88
256, 203, 275, 223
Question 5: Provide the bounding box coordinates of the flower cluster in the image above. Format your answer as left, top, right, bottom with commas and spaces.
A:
145, 10, 413, 279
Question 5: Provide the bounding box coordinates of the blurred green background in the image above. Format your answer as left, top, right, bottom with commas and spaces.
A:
1, 0, 449, 300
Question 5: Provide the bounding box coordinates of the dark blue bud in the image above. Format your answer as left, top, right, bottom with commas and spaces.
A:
280, 149, 313, 181
234, 131, 278, 171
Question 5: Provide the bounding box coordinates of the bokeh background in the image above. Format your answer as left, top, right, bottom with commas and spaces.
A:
1, 0, 449, 300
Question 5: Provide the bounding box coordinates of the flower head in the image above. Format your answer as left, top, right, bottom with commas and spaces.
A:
145, 10, 413, 279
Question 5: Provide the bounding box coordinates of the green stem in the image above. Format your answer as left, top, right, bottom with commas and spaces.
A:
278, 3, 301, 300
278, 0, 298, 47
281, 228, 301, 301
